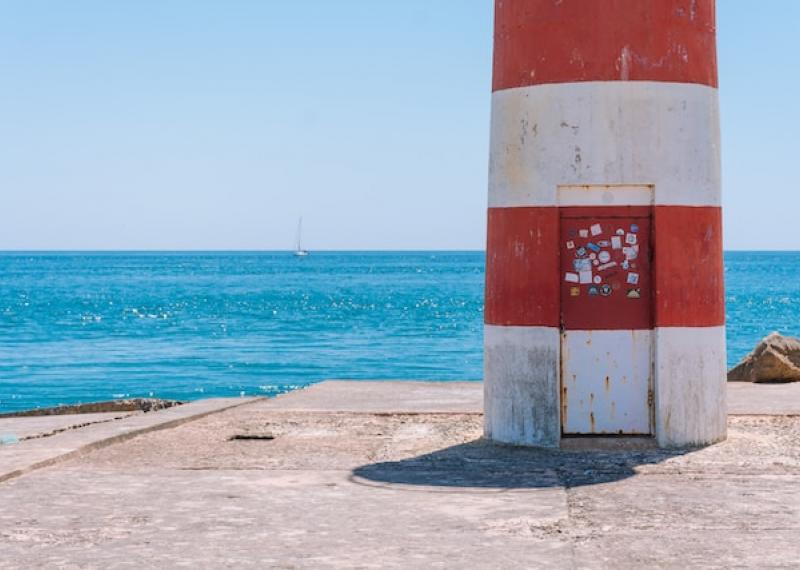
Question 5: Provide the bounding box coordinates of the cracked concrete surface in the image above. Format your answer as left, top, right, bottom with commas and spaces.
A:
0, 381, 799, 568
0, 413, 137, 441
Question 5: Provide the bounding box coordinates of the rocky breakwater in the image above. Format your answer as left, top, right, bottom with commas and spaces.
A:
0, 398, 182, 418
729, 332, 800, 383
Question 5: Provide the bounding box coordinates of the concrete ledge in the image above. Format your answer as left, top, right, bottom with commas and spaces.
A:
264, 380, 800, 416
0, 397, 261, 484
258, 380, 483, 413
0, 412, 139, 441
728, 382, 800, 415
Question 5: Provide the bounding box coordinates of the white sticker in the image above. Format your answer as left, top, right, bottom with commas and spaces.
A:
593, 260, 600, 266
590, 223, 602, 236
579, 270, 593, 284
566, 240, 575, 250
623, 247, 638, 260
616, 229, 625, 235
611, 236, 622, 249
593, 275, 602, 284
622, 260, 630, 270
589, 253, 597, 260
627, 273, 640, 285
565, 272, 579, 283
579, 229, 589, 238
598, 261, 617, 271
626, 233, 638, 245
598, 251, 611, 263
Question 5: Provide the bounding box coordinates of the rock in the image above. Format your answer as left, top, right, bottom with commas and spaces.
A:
728, 332, 800, 383
0, 398, 183, 418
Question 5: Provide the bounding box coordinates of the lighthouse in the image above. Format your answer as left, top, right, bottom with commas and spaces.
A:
484, 0, 726, 448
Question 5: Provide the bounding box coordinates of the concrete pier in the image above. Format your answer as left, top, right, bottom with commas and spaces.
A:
1, 380, 799, 568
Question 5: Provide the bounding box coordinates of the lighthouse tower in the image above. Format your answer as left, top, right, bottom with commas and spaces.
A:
484, 0, 725, 448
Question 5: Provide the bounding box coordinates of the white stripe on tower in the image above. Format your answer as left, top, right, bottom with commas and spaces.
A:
488, 81, 721, 209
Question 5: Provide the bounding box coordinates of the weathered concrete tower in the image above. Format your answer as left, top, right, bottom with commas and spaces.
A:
484, 0, 725, 448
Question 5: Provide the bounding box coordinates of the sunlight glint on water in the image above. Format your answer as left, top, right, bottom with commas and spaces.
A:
0, 251, 794, 412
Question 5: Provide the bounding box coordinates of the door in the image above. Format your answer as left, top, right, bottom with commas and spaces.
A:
559, 207, 653, 435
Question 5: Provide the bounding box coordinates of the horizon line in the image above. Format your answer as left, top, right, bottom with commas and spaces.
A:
0, 249, 795, 254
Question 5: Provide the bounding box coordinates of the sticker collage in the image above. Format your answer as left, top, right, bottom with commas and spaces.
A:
564, 222, 642, 300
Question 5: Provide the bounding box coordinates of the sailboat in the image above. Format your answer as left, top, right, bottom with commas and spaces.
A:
293, 217, 309, 257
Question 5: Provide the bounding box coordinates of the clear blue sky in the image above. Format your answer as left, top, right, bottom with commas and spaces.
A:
0, 1, 796, 250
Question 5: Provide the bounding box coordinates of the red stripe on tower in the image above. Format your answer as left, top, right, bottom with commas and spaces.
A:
493, 0, 718, 91
653, 206, 725, 327
485, 207, 559, 327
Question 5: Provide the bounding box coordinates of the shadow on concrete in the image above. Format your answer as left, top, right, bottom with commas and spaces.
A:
352, 438, 692, 490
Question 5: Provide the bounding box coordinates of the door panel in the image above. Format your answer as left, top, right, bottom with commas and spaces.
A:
561, 330, 652, 434
559, 209, 653, 435
559, 208, 652, 330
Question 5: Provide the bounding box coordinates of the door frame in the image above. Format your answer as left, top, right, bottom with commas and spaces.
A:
556, 184, 656, 437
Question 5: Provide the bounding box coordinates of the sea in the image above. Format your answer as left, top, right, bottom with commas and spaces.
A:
0, 251, 796, 413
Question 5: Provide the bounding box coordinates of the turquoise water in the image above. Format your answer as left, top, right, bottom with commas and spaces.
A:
0, 251, 795, 412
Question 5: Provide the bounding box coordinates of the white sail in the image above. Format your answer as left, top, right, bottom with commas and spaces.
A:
293, 217, 309, 256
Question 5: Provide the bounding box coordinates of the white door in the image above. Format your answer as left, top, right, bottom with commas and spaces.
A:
561, 330, 652, 434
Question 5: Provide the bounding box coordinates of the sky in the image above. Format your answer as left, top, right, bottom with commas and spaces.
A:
0, 1, 797, 251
